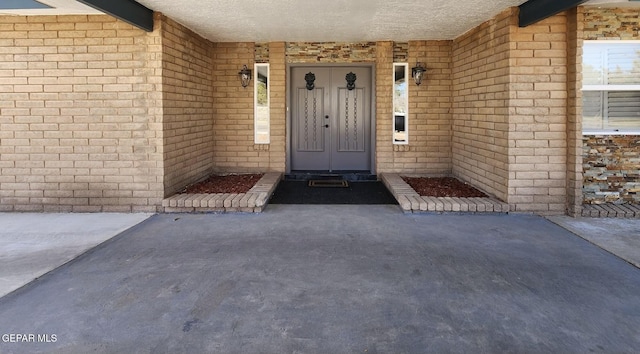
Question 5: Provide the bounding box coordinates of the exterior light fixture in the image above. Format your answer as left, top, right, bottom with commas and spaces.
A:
411, 63, 426, 86
239, 65, 252, 88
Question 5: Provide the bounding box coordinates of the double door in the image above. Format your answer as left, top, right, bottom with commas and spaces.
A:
291, 66, 371, 171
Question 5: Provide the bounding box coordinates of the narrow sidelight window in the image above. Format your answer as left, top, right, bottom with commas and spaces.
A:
393, 63, 409, 144
254, 63, 270, 143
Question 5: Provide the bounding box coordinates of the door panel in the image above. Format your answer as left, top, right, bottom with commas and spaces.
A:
295, 87, 325, 152
291, 68, 331, 171
337, 87, 366, 152
330, 67, 371, 171
291, 66, 371, 172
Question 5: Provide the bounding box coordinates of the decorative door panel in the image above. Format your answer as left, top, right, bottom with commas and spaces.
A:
296, 88, 325, 152
337, 87, 366, 152
291, 67, 331, 171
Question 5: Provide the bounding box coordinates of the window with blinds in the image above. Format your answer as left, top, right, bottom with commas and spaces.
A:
582, 41, 640, 133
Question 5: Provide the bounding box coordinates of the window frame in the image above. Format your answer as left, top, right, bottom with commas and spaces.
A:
393, 62, 409, 145
582, 40, 640, 135
254, 63, 270, 144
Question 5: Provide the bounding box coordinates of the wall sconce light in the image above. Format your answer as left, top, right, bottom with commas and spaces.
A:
411, 63, 426, 86
239, 65, 252, 88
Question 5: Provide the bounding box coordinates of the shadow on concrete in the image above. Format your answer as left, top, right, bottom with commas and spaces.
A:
269, 181, 397, 205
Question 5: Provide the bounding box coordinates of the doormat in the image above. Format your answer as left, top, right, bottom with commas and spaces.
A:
308, 180, 349, 188
269, 181, 398, 205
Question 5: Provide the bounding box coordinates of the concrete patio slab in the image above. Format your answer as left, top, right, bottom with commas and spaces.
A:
0, 213, 152, 298
1, 205, 639, 353
548, 216, 640, 268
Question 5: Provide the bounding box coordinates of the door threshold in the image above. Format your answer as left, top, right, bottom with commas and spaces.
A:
286, 171, 377, 182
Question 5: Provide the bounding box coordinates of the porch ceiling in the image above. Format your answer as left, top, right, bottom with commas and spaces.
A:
137, 0, 533, 42
1, 0, 638, 42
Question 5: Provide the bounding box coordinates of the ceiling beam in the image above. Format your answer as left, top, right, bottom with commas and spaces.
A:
76, 0, 153, 32
518, 0, 589, 27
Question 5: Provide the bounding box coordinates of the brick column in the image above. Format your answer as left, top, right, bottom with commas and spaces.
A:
268, 42, 286, 172
375, 41, 394, 173
508, 11, 569, 214
566, 7, 584, 217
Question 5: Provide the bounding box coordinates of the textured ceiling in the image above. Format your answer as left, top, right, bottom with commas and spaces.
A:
2, 0, 638, 42
136, 0, 532, 42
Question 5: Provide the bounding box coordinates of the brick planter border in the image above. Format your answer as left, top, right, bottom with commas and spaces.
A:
161, 172, 282, 213
381, 173, 509, 214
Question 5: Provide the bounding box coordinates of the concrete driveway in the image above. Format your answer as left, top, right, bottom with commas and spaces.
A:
1, 205, 640, 353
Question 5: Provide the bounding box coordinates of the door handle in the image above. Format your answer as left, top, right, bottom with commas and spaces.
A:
324, 124, 329, 128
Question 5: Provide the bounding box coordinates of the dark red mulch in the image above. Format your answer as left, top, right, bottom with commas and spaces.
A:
180, 174, 264, 194
402, 176, 488, 198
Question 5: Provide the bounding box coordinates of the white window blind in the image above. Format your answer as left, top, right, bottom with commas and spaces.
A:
582, 41, 640, 133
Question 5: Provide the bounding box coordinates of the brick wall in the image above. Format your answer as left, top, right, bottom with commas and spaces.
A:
452, 9, 573, 214
0, 15, 163, 212
508, 12, 569, 214
404, 40, 452, 174
211, 42, 265, 173
159, 15, 214, 196
451, 9, 512, 202
209, 42, 286, 174
382, 41, 452, 174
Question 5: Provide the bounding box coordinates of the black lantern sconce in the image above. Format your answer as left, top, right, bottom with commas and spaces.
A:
411, 62, 426, 86
239, 65, 252, 88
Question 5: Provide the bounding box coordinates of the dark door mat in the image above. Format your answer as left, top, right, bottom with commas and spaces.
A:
308, 180, 349, 188
269, 180, 398, 205
287, 171, 377, 182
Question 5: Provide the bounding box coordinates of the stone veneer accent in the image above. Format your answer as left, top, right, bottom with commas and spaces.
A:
583, 135, 640, 204
393, 42, 408, 62
286, 42, 377, 63
583, 7, 640, 39
255, 42, 269, 63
